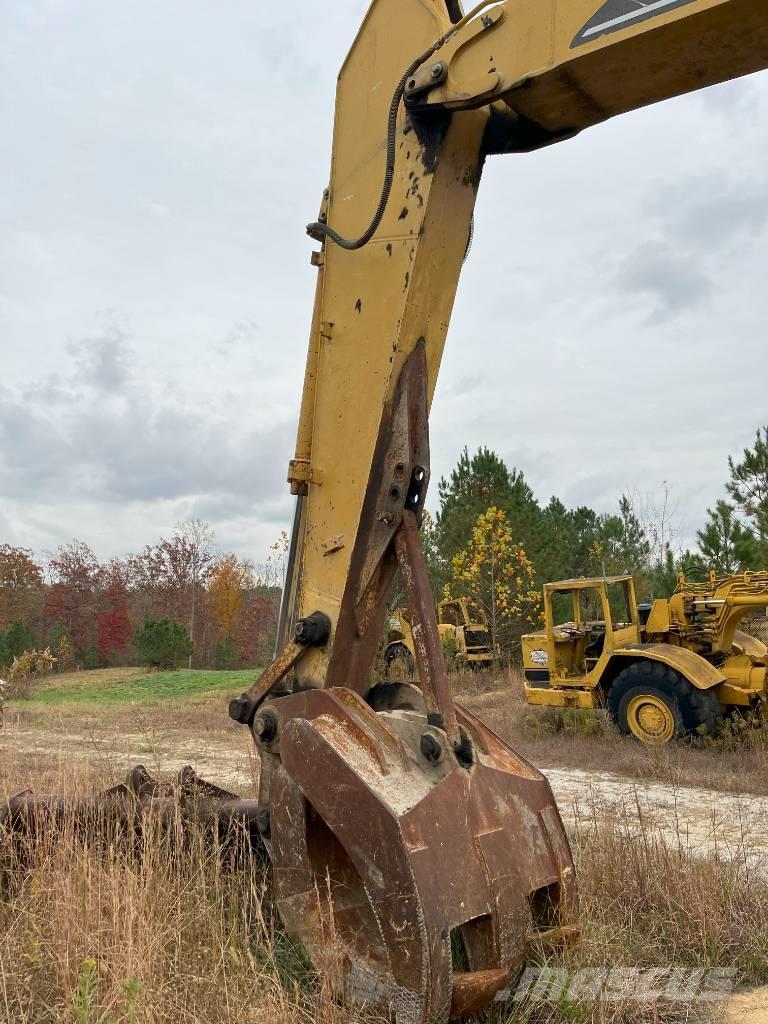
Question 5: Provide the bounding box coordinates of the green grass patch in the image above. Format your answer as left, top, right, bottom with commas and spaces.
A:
24, 669, 258, 707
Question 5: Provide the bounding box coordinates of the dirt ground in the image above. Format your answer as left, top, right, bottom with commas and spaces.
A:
4, 685, 768, 1020
4, 687, 768, 871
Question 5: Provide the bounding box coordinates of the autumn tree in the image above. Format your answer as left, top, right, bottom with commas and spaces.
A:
45, 541, 103, 655
236, 594, 279, 666
97, 572, 133, 665
451, 507, 541, 655
208, 553, 255, 667
128, 521, 215, 665
209, 554, 255, 637
0, 545, 43, 632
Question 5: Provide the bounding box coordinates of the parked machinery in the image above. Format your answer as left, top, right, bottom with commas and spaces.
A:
523, 572, 768, 744
385, 598, 495, 679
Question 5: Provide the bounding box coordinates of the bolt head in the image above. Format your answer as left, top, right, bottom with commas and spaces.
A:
228, 695, 253, 725
253, 711, 277, 743
431, 63, 444, 79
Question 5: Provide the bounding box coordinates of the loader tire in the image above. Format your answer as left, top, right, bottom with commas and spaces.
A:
384, 643, 415, 682
607, 661, 722, 745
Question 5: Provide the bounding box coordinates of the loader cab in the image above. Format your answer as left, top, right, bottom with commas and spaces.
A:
525, 576, 641, 690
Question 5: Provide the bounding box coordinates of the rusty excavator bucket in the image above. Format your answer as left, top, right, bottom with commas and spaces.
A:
226, 345, 579, 1023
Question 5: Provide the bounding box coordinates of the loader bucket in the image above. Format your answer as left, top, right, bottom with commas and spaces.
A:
255, 686, 578, 1024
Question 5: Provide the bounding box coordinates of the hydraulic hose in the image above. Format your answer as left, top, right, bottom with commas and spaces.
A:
306, 43, 441, 251
306, 2, 499, 252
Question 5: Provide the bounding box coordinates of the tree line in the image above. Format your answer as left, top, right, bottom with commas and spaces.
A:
421, 426, 768, 653
0, 520, 285, 672
2, 426, 765, 670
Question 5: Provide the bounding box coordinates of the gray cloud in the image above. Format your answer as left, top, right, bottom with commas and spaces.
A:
0, 326, 291, 517
615, 168, 768, 322
2, 0, 768, 561
617, 242, 712, 322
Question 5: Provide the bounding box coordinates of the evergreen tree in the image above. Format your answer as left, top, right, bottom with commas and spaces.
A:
3, 620, 35, 662
647, 547, 679, 598
727, 426, 768, 563
697, 500, 760, 572
134, 619, 193, 670
436, 447, 541, 565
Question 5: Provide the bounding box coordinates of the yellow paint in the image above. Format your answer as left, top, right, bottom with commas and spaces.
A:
625, 693, 676, 745
524, 687, 596, 710
523, 573, 768, 742
281, 0, 768, 696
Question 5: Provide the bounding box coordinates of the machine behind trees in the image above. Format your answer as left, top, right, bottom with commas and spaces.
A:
5, 1, 768, 1021
523, 572, 768, 744
384, 598, 496, 679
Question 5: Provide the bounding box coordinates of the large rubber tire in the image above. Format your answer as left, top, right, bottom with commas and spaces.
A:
607, 661, 722, 745
384, 643, 415, 682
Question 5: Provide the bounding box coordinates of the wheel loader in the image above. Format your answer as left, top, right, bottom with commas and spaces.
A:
523, 572, 768, 744
5, 1, 768, 1021
384, 599, 495, 679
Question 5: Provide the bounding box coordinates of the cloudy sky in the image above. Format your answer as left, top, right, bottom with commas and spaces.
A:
2, 1, 767, 565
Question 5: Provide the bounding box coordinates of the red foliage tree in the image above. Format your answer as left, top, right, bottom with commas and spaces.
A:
45, 541, 103, 653
97, 606, 132, 664
97, 562, 133, 663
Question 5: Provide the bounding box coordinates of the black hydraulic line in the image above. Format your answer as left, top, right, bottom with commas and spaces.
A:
306, 43, 441, 252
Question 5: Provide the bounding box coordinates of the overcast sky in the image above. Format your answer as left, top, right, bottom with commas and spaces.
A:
2, 1, 767, 566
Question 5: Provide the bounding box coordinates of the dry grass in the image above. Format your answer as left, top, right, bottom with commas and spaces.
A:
0, 792, 336, 1023
505, 806, 768, 1024
2, 745, 767, 1023
3, 670, 768, 1022
455, 668, 768, 797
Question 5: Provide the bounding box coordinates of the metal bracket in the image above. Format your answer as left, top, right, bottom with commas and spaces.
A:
229, 611, 331, 726
404, 59, 448, 99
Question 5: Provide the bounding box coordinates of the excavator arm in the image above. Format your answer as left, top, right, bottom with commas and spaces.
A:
279, 0, 768, 697
221, 3, 768, 1021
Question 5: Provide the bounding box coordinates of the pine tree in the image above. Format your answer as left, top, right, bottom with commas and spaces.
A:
697, 500, 760, 572
436, 447, 541, 566
727, 426, 768, 564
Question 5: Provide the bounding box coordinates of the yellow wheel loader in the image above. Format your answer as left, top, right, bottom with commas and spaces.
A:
523, 572, 768, 744
385, 599, 495, 679
6, 1, 768, 1020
